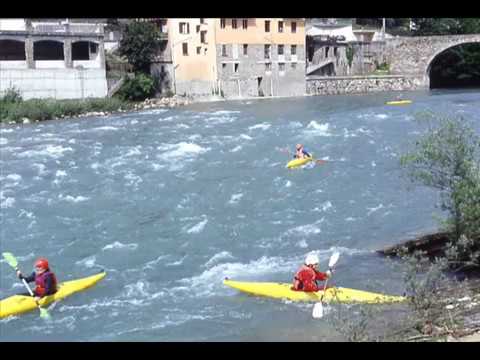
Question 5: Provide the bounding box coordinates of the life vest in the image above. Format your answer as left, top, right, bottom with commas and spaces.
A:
292, 265, 328, 292
34, 270, 57, 297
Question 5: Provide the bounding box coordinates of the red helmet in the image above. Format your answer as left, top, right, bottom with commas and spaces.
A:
35, 258, 49, 270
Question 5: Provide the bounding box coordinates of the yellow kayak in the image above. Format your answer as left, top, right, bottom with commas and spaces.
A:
287, 156, 313, 169
386, 100, 412, 105
0, 272, 106, 319
224, 279, 406, 304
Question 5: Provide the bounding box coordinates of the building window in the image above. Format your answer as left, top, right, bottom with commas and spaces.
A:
265, 62, 271, 72
234, 63, 239, 73
222, 45, 227, 57
220, 18, 226, 29
334, 47, 338, 56
291, 62, 297, 69
291, 21, 297, 33
0, 40, 26, 60
243, 44, 248, 55
325, 46, 330, 58
200, 31, 206, 44
278, 45, 284, 55
204, 48, 208, 55
33, 40, 64, 61
200, 18, 205, 24
291, 45, 297, 55
278, 21, 284, 33
196, 46, 201, 54
265, 20, 270, 32
196, 25, 200, 33
182, 43, 188, 56
232, 19, 237, 29
72, 41, 91, 60
242, 19, 248, 29
264, 44, 271, 59
179, 22, 190, 34
222, 63, 227, 70
279, 62, 285, 72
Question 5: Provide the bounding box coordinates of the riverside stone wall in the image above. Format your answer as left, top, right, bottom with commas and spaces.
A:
306, 75, 424, 95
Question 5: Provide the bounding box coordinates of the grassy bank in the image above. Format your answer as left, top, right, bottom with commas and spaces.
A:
0, 97, 134, 123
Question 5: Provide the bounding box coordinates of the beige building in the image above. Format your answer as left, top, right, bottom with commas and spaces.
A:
215, 18, 306, 98
167, 18, 219, 97
166, 18, 306, 98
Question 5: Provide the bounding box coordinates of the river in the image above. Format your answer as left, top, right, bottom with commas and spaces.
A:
1, 89, 479, 341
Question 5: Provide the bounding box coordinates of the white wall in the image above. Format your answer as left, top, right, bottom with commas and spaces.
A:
34, 60, 66, 69
0, 61, 27, 69
0, 68, 107, 99
0, 19, 26, 31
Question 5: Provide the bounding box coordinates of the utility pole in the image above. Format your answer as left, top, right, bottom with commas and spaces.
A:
382, 18, 386, 42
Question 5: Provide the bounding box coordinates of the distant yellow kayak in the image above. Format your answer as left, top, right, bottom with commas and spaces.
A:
224, 279, 406, 304
386, 100, 412, 105
0, 272, 106, 319
287, 156, 313, 169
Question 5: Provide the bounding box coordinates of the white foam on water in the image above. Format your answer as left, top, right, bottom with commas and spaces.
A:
375, 114, 389, 119
230, 145, 242, 153
0, 137, 8, 145
188, 134, 202, 141
211, 110, 241, 115
18, 144, 74, 159
320, 201, 333, 212
124, 172, 143, 188
345, 217, 356, 221
93, 126, 119, 131
3, 173, 22, 186
371, 161, 376, 167
75, 255, 96, 268
144, 255, 170, 270
125, 146, 142, 157
157, 142, 210, 161
343, 128, 358, 138
0, 128, 14, 133
150, 163, 166, 171
239, 134, 253, 140
166, 255, 187, 266
285, 220, 324, 237
124, 280, 150, 298
366, 203, 384, 216
177, 123, 190, 129
102, 241, 139, 251
369, 140, 375, 144
186, 218, 208, 234
204, 251, 235, 268
305, 121, 332, 136
297, 239, 309, 248
68, 139, 76, 144
91, 162, 100, 170
176, 255, 300, 297
0, 193, 15, 209
19, 209, 35, 219
287, 121, 303, 128
285, 180, 292, 187
56, 170, 67, 177
58, 194, 89, 203
137, 108, 169, 116
228, 193, 243, 204
248, 123, 271, 131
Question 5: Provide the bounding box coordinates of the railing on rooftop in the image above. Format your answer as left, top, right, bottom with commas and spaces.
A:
31, 23, 104, 34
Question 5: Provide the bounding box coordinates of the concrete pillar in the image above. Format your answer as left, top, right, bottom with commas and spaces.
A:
98, 39, 106, 69
64, 38, 72, 68
25, 37, 35, 69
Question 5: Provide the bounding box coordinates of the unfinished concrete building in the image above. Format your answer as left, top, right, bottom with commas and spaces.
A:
0, 18, 107, 99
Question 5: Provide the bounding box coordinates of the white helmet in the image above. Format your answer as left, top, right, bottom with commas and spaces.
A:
305, 253, 319, 266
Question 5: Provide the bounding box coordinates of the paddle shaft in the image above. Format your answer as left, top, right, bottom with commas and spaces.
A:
16, 267, 47, 312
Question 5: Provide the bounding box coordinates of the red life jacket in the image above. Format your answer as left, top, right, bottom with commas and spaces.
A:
292, 265, 328, 292
34, 270, 57, 297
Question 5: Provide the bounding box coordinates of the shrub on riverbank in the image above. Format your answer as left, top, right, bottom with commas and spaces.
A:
0, 97, 133, 123
400, 112, 480, 269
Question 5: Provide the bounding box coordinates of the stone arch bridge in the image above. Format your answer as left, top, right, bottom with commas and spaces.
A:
386, 34, 480, 88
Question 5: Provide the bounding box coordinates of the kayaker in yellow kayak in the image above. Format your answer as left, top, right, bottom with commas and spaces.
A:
292, 254, 332, 292
16, 258, 58, 301
294, 144, 311, 159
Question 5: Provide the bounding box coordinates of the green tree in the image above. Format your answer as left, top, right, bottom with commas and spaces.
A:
118, 20, 159, 74
400, 113, 480, 266
411, 18, 480, 36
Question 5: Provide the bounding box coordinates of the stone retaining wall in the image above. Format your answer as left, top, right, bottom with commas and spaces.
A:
306, 75, 425, 95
